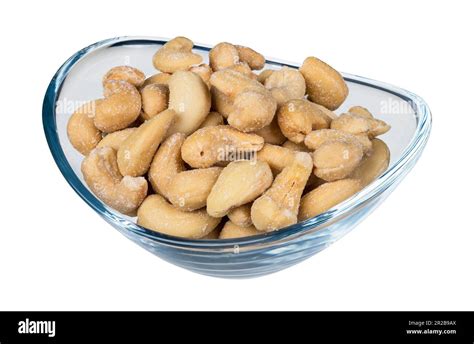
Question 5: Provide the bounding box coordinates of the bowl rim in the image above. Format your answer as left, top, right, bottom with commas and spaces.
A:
43, 36, 432, 250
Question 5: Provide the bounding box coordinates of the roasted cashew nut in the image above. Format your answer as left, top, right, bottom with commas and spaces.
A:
331, 113, 391, 138
209, 42, 265, 72
199, 111, 224, 128
305, 128, 372, 154
264, 67, 306, 106
103, 66, 145, 88
81, 147, 148, 216
152, 36, 203, 73
67, 100, 102, 155
228, 204, 253, 228
140, 83, 169, 120
97, 127, 137, 151
251, 152, 313, 231
117, 109, 176, 177
143, 73, 171, 87
350, 138, 390, 187
149, 133, 223, 211
253, 117, 286, 145
219, 221, 262, 239
207, 160, 273, 218
277, 99, 334, 143
181, 125, 265, 168
299, 56, 349, 110
94, 80, 142, 133
137, 194, 221, 239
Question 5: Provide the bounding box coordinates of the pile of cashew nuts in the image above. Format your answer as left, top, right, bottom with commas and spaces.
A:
67, 36, 391, 240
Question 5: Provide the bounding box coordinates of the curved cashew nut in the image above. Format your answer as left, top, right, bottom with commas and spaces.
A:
199, 111, 224, 128
67, 100, 102, 155
257, 69, 274, 84
350, 138, 390, 187
277, 99, 334, 143
209, 42, 265, 72
152, 36, 203, 73
253, 118, 286, 145
227, 204, 253, 227
117, 109, 176, 177
207, 160, 273, 217
97, 127, 137, 151
149, 133, 223, 211
137, 194, 221, 239
181, 125, 265, 168
140, 83, 169, 120
95, 80, 141, 133
168, 71, 211, 135
219, 221, 262, 239
257, 143, 300, 174
81, 147, 148, 215
299, 179, 361, 221
235, 45, 265, 70
299, 56, 349, 110
264, 67, 306, 106
210, 69, 277, 132
103, 66, 145, 88
331, 113, 391, 138
143, 73, 171, 87
210, 87, 234, 119
189, 63, 212, 87
305, 128, 372, 154
251, 152, 313, 231
348, 105, 373, 119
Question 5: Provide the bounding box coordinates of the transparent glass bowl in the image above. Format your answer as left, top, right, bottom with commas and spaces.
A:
43, 37, 431, 278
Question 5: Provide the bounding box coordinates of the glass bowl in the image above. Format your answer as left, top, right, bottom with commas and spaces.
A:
43, 36, 431, 278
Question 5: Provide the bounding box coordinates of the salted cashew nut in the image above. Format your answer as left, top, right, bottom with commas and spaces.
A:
103, 66, 145, 88
299, 56, 348, 110
137, 194, 221, 239
350, 138, 390, 187
168, 71, 211, 135
209, 42, 265, 72
152, 36, 203, 73
189, 63, 212, 87
277, 99, 334, 143
227, 204, 253, 227
305, 128, 372, 154
181, 125, 265, 168
97, 127, 137, 151
210, 69, 277, 132
282, 140, 312, 153
81, 147, 148, 215
235, 45, 265, 70
199, 111, 224, 128
143, 73, 171, 87
257, 143, 300, 173
117, 109, 176, 177
264, 67, 306, 106
95, 80, 141, 133
299, 179, 361, 221
140, 83, 169, 120
331, 113, 390, 138
251, 152, 313, 231
348, 105, 373, 119
219, 221, 261, 239
67, 100, 102, 155
149, 133, 223, 211
210, 87, 234, 118
253, 118, 286, 145
207, 160, 273, 217
257, 69, 274, 84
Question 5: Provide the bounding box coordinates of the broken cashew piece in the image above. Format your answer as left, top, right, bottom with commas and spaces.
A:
181, 125, 265, 168
299, 56, 348, 110
299, 179, 361, 221
103, 66, 145, 88
117, 109, 176, 177
95, 80, 142, 133
277, 99, 333, 143
219, 221, 262, 239
152, 36, 203, 73
348, 106, 373, 119
264, 67, 306, 106
251, 152, 313, 231
67, 100, 102, 155
207, 160, 273, 217
168, 71, 211, 135
137, 194, 221, 239
350, 138, 390, 187
81, 147, 148, 216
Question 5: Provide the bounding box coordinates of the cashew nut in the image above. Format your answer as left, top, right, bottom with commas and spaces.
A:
207, 160, 273, 217
235, 45, 265, 70
137, 194, 221, 239
257, 143, 299, 173
299, 179, 361, 221
149, 133, 222, 211
228, 204, 253, 227
210, 69, 277, 132
350, 138, 390, 187
253, 117, 286, 145
103, 66, 145, 88
264, 67, 306, 106
282, 140, 312, 153
81, 147, 148, 215
331, 113, 391, 138
251, 152, 313, 231
199, 111, 224, 128
152, 36, 203, 73
277, 99, 333, 143
305, 128, 372, 154
189, 63, 212, 87
181, 125, 265, 168
219, 221, 262, 239
117, 109, 176, 177
299, 56, 348, 110
348, 105, 373, 119
143, 73, 171, 87
95, 80, 141, 133
140, 83, 169, 120
97, 127, 137, 151
257, 69, 274, 84
209, 43, 265, 72
168, 71, 211, 135
67, 100, 102, 155
210, 87, 234, 118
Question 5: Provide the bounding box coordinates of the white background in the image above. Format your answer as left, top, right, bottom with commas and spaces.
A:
0, 0, 473, 311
